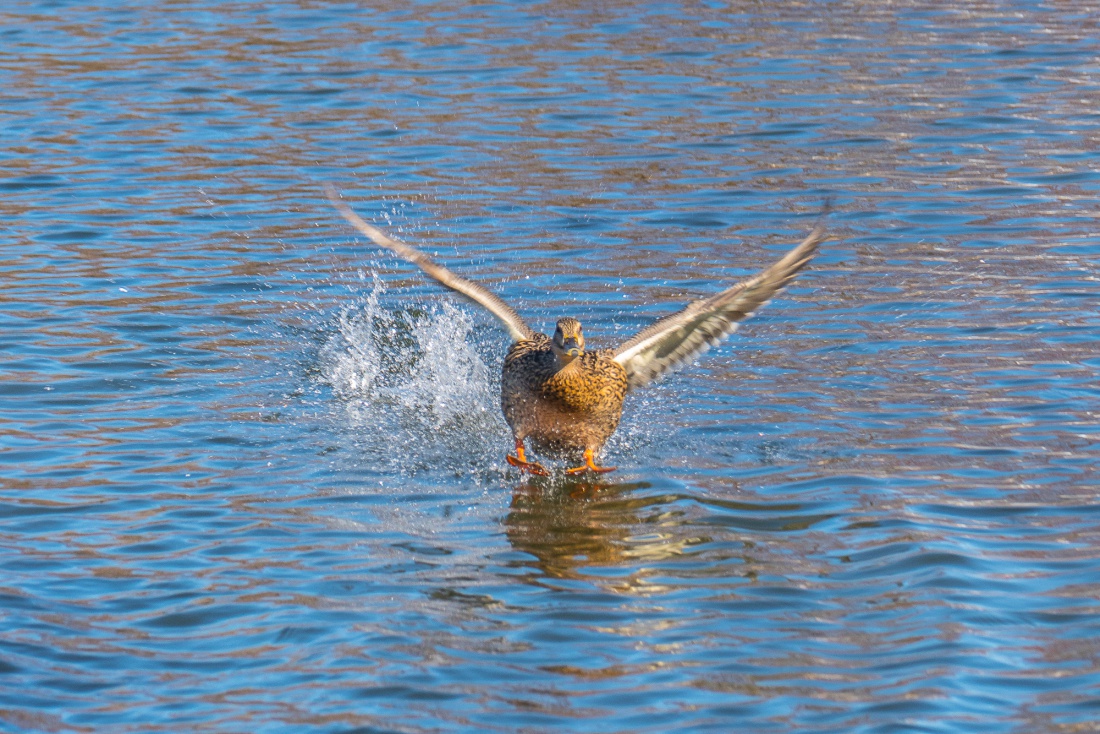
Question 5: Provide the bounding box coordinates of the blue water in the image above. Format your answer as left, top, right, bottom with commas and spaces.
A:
2, 1, 1099, 731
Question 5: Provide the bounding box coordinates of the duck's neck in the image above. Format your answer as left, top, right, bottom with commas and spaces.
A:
556, 353, 581, 371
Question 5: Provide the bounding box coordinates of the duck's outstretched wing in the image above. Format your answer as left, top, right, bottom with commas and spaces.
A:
327, 186, 535, 343
613, 207, 830, 391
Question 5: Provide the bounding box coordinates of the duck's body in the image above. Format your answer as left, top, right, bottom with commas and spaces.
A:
327, 185, 830, 475
502, 333, 628, 462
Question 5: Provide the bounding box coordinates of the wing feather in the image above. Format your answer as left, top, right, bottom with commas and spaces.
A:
326, 185, 534, 343
614, 208, 830, 390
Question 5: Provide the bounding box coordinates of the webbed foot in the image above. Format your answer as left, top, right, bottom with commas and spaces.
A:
507, 440, 550, 476
564, 448, 616, 475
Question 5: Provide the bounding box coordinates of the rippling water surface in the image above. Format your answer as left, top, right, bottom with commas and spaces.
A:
2, 1, 1099, 731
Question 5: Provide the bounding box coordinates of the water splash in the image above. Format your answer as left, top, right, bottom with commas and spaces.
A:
318, 277, 510, 478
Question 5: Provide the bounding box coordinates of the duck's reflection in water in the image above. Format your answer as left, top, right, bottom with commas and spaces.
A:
504, 477, 709, 592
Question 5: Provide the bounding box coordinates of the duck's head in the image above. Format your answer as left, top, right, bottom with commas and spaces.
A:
551, 317, 585, 365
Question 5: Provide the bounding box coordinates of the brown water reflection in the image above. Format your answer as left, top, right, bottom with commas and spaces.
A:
506, 478, 644, 583
506, 478, 725, 593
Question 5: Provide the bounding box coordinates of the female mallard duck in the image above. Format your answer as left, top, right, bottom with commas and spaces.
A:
327, 186, 829, 476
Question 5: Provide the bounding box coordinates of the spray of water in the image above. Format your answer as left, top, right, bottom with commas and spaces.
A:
318, 277, 511, 479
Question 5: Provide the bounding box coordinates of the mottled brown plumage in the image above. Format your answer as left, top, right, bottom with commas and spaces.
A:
327, 185, 830, 475
502, 332, 628, 455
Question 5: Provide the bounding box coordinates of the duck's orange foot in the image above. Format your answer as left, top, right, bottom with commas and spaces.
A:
507, 439, 549, 476
564, 448, 617, 475
565, 463, 616, 475
506, 453, 550, 476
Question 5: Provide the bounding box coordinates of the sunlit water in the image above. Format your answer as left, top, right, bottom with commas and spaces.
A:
2, 1, 1099, 732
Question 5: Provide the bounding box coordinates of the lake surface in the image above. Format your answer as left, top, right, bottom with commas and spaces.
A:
2, 1, 1099, 731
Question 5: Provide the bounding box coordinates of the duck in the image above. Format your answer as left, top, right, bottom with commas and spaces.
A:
327, 185, 829, 476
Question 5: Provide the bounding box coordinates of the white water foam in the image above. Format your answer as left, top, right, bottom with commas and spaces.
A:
318, 277, 511, 479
